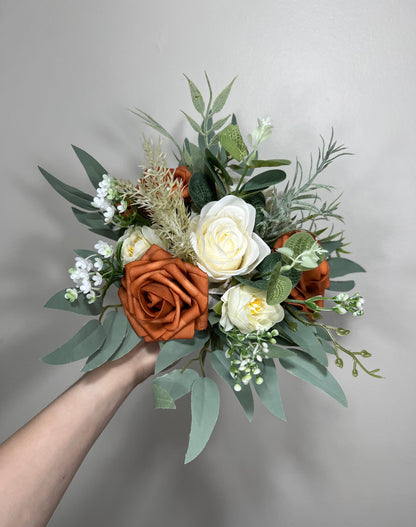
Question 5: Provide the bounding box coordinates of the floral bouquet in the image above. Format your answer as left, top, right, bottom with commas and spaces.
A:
41, 75, 379, 463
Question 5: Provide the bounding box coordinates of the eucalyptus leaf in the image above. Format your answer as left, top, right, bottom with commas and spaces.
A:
72, 146, 107, 189
210, 349, 254, 421
153, 369, 199, 401
327, 280, 356, 292
254, 359, 286, 420
44, 289, 103, 316
87, 226, 124, 241
72, 208, 105, 229
328, 258, 366, 278
81, 311, 129, 372
152, 384, 176, 409
321, 240, 344, 255
185, 377, 220, 464
188, 172, 217, 210
280, 350, 347, 407
39, 166, 96, 210
248, 159, 291, 168
244, 192, 265, 227
266, 344, 296, 359
205, 148, 233, 187
42, 320, 106, 364
155, 330, 210, 374
109, 323, 142, 361
211, 76, 237, 114
212, 115, 231, 132
240, 169, 286, 194
280, 314, 328, 367
73, 249, 96, 258
181, 111, 203, 134
234, 276, 269, 291
184, 75, 205, 115
183, 139, 205, 173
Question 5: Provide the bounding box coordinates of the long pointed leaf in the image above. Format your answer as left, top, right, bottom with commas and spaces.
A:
153, 369, 199, 401
254, 359, 286, 420
328, 257, 366, 278
185, 377, 220, 463
82, 311, 129, 372
280, 350, 348, 407
280, 314, 328, 367
44, 289, 103, 316
155, 330, 209, 374
184, 75, 205, 115
39, 166, 96, 210
109, 323, 142, 362
211, 76, 237, 114
209, 349, 254, 421
42, 320, 105, 364
72, 146, 107, 189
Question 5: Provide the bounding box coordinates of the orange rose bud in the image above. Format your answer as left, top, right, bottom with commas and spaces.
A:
273, 231, 330, 313
118, 245, 208, 342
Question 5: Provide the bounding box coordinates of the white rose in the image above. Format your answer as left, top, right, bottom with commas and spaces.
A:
220, 284, 284, 334
119, 226, 167, 265
190, 195, 270, 281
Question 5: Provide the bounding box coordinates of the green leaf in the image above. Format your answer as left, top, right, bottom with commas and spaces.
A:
109, 322, 142, 361
234, 276, 269, 290
327, 280, 355, 292
280, 350, 347, 407
188, 171, 218, 210
42, 320, 106, 364
39, 166, 96, 210
240, 169, 287, 194
280, 314, 328, 367
267, 263, 293, 305
183, 139, 205, 173
248, 159, 291, 168
152, 384, 176, 409
205, 148, 233, 187
153, 369, 199, 401
72, 146, 107, 189
72, 208, 105, 229
244, 192, 266, 227
181, 111, 203, 134
184, 75, 205, 115
253, 359, 286, 420
86, 226, 124, 241
328, 257, 366, 278
210, 349, 254, 421
185, 377, 220, 463
218, 124, 248, 162
266, 344, 296, 359
321, 240, 344, 255
155, 330, 210, 374
44, 289, 103, 316
81, 311, 129, 372
211, 115, 231, 132
211, 76, 237, 114
256, 252, 282, 277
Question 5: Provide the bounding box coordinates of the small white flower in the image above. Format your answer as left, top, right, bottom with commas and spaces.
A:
74, 257, 92, 271
117, 199, 128, 213
92, 273, 103, 287
79, 279, 92, 294
64, 288, 78, 302
93, 257, 103, 271
248, 117, 273, 147
94, 240, 114, 258
103, 205, 116, 224
86, 291, 97, 304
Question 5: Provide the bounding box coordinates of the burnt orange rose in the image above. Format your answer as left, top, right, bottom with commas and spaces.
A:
119, 245, 208, 342
273, 231, 330, 313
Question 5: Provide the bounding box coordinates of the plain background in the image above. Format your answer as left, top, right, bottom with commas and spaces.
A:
1, 1, 415, 526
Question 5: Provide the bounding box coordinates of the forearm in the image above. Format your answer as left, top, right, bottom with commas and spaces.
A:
0, 341, 158, 527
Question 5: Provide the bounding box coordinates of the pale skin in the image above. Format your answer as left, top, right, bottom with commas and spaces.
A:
0, 340, 160, 527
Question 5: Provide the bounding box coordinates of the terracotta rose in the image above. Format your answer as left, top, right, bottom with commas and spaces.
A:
273, 232, 330, 312
119, 245, 208, 342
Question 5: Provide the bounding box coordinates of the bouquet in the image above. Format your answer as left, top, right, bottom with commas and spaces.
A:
40, 75, 379, 463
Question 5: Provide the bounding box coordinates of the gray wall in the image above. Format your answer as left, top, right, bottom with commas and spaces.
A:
1, 1, 414, 525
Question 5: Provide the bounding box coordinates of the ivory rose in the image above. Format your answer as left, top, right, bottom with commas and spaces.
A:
119, 225, 167, 265
118, 245, 208, 342
220, 284, 284, 334
190, 195, 270, 281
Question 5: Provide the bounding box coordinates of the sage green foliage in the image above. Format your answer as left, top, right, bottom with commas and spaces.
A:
328, 257, 366, 278
185, 377, 220, 464
152, 384, 176, 410
267, 262, 293, 305
44, 289, 103, 316
155, 330, 210, 374
254, 359, 286, 420
42, 320, 106, 365
72, 145, 108, 189
256, 130, 349, 245
210, 349, 254, 421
